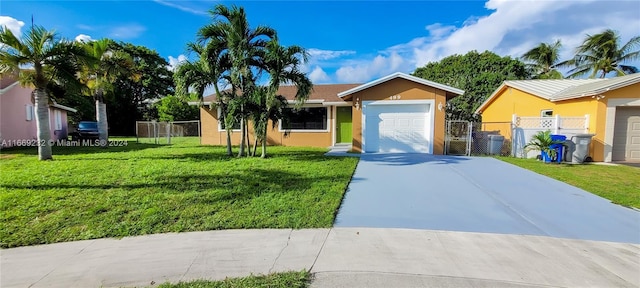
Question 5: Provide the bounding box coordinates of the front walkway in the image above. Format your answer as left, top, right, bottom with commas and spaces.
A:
2, 228, 639, 287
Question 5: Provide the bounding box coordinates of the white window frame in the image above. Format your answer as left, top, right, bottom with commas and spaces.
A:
26, 104, 34, 121
54, 110, 63, 130
216, 107, 241, 132
278, 105, 330, 133
541, 109, 553, 117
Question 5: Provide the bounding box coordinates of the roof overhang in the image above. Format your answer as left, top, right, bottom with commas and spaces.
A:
188, 101, 214, 107
337, 72, 464, 98
51, 102, 77, 113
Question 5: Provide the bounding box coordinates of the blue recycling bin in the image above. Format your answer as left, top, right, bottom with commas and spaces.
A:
550, 134, 567, 163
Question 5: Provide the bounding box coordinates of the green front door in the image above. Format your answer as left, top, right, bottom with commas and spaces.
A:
336, 106, 352, 144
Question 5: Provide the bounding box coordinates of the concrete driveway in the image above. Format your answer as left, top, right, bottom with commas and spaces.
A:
335, 154, 640, 244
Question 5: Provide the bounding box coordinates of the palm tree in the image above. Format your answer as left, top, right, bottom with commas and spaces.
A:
198, 4, 276, 157
567, 29, 640, 78
174, 41, 233, 155
78, 39, 134, 147
0, 25, 88, 160
256, 40, 312, 158
521, 40, 564, 79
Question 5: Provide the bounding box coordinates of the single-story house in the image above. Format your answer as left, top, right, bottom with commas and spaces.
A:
0, 76, 77, 148
475, 73, 640, 162
199, 72, 464, 154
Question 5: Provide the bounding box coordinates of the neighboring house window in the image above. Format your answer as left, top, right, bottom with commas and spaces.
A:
54, 110, 63, 130
281, 107, 328, 131
26, 104, 34, 121
540, 109, 553, 129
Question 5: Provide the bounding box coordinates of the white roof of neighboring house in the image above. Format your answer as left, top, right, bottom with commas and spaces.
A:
476, 73, 640, 114
337, 72, 464, 98
51, 102, 77, 113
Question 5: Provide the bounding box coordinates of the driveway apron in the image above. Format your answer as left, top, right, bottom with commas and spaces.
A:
334, 154, 640, 244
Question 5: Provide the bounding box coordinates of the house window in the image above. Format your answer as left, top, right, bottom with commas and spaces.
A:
26, 105, 34, 121
217, 107, 241, 131
54, 110, 63, 130
541, 110, 553, 117
281, 107, 328, 131
219, 120, 241, 131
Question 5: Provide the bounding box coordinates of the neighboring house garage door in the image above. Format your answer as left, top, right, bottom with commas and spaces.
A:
363, 102, 432, 153
612, 107, 640, 161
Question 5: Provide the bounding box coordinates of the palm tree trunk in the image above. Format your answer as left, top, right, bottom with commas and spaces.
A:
34, 88, 53, 160
238, 112, 245, 157
214, 85, 232, 156
252, 137, 258, 157
261, 120, 268, 158
95, 92, 109, 148
245, 118, 251, 157
220, 102, 232, 156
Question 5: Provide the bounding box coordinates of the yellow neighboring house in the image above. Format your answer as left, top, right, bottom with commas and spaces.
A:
475, 73, 640, 162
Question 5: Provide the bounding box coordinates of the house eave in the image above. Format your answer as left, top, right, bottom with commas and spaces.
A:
338, 72, 464, 98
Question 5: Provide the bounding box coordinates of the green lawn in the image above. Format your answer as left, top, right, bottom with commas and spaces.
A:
498, 157, 640, 208
157, 271, 310, 288
0, 138, 358, 248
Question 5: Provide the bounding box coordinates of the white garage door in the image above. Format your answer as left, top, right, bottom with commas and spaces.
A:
364, 103, 432, 153
612, 107, 640, 161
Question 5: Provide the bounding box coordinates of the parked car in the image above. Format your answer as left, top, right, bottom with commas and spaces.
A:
69, 121, 99, 141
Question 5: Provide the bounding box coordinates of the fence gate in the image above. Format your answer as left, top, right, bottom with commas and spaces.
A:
445, 120, 472, 156
446, 120, 514, 156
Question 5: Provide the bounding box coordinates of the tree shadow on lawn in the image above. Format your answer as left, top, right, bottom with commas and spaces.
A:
4, 167, 341, 203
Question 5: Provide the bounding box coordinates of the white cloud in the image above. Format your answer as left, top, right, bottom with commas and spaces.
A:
0, 16, 24, 36
307, 48, 356, 60
152, 0, 208, 16
109, 24, 146, 39
167, 54, 188, 71
74, 34, 93, 43
335, 52, 407, 83
425, 23, 456, 40
308, 66, 330, 83
331, 0, 640, 83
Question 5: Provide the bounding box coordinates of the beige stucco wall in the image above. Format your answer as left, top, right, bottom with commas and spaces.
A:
200, 105, 334, 148
349, 78, 448, 154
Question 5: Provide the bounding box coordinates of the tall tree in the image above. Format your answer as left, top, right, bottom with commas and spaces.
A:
198, 4, 276, 157
0, 25, 88, 160
567, 29, 640, 78
413, 50, 529, 121
174, 41, 233, 155
155, 95, 199, 121
521, 40, 564, 79
256, 40, 312, 158
78, 39, 135, 147
107, 42, 174, 135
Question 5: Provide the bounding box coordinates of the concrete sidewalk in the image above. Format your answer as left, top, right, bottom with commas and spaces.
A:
1, 228, 639, 288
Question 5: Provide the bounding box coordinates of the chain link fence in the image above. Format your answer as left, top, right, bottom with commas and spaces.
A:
446, 121, 512, 156
136, 120, 201, 144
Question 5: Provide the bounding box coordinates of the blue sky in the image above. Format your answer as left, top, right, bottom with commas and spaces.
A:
2, 0, 640, 85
